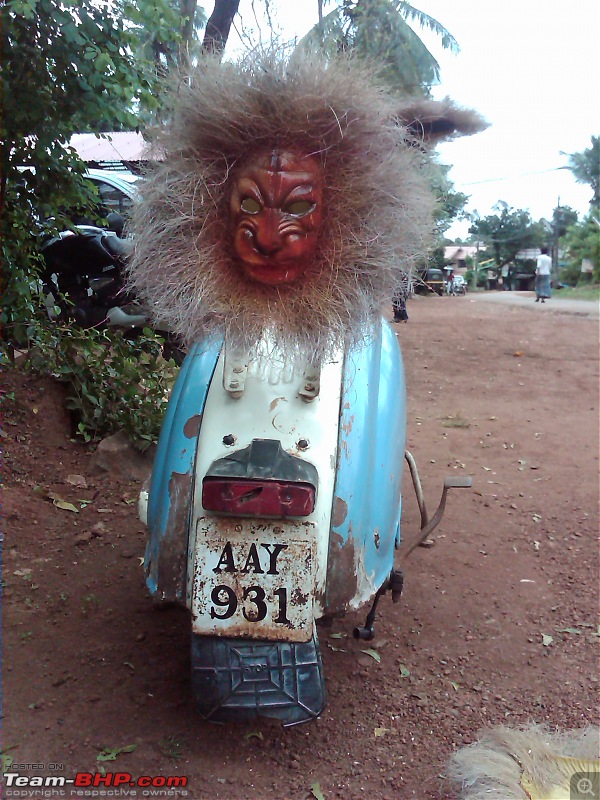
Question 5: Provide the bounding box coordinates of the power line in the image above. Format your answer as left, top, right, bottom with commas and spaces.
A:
462, 166, 569, 186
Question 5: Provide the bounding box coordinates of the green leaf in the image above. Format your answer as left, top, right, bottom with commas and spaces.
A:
94, 52, 112, 72
10, 0, 37, 20
97, 749, 119, 762
1, 746, 18, 773
362, 648, 381, 663
97, 744, 136, 762
310, 783, 325, 800
541, 634, 554, 647
53, 499, 79, 513
399, 664, 411, 677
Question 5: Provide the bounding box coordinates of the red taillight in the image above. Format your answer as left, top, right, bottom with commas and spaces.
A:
202, 478, 315, 517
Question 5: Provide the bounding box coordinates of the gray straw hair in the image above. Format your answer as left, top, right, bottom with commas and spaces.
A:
127, 50, 437, 361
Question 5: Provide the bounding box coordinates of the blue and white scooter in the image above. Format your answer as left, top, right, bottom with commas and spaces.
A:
139, 322, 470, 725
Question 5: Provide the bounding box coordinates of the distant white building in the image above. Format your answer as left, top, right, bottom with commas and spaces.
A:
443, 245, 486, 272
69, 132, 151, 168
515, 248, 541, 261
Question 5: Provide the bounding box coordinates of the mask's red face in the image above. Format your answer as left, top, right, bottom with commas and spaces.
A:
230, 150, 324, 286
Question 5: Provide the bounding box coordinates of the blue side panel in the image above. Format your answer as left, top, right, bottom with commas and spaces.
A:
325, 321, 406, 613
145, 337, 222, 600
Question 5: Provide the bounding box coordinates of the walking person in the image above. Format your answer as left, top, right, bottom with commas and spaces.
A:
392, 273, 411, 322
535, 246, 552, 303
392, 285, 409, 322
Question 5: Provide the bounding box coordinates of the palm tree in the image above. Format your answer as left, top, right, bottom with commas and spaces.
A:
297, 0, 459, 96
564, 136, 600, 209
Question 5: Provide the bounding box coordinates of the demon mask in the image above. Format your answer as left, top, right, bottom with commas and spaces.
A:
230, 150, 324, 287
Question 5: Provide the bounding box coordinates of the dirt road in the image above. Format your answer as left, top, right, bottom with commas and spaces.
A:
467, 289, 599, 319
3, 292, 599, 799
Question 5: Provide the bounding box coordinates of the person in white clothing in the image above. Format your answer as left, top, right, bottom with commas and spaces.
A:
535, 246, 552, 303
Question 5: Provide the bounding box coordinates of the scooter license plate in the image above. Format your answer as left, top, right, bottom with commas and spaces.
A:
191, 518, 317, 643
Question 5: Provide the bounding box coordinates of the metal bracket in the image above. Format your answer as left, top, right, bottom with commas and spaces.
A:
352, 568, 404, 640
298, 364, 321, 403
223, 347, 248, 398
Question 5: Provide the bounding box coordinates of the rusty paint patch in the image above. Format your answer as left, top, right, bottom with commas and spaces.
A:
341, 414, 354, 436
339, 437, 350, 460
269, 396, 287, 412
324, 529, 357, 615
155, 470, 193, 602
183, 414, 202, 439
292, 587, 310, 606
331, 496, 348, 527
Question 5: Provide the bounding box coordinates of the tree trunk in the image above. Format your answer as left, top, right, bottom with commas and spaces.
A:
180, 0, 198, 47
202, 0, 241, 56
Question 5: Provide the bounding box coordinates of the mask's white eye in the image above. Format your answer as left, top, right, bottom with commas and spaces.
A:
285, 200, 315, 217
241, 197, 261, 214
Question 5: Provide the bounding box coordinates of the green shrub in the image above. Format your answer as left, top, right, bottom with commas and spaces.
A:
559, 262, 583, 286
1, 221, 179, 450
26, 324, 179, 449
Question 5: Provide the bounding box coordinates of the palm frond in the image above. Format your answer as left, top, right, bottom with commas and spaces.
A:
394, 1, 460, 53
296, 0, 456, 93
294, 7, 347, 54
351, 1, 441, 91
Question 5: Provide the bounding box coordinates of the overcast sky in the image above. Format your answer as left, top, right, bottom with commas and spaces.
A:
228, 1, 600, 239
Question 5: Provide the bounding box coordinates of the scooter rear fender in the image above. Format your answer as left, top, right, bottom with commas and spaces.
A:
325, 321, 406, 614
145, 337, 222, 602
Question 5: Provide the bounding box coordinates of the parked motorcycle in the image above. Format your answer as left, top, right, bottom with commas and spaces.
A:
40, 223, 185, 361
445, 275, 467, 296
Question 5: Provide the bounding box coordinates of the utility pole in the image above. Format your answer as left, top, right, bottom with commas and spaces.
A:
471, 210, 480, 291
551, 196, 560, 285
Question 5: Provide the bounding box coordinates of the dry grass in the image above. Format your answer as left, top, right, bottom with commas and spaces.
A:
441, 412, 471, 428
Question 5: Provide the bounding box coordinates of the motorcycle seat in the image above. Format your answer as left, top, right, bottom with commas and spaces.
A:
103, 234, 133, 260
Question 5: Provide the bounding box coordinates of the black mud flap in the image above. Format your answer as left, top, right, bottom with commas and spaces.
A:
191, 631, 326, 726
